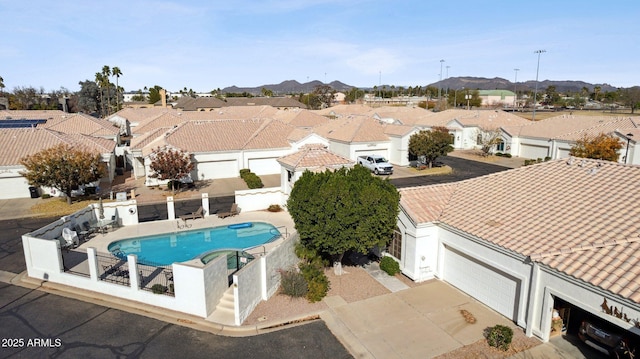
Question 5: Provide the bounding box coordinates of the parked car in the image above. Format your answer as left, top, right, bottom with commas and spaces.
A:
357, 155, 393, 175
578, 319, 636, 358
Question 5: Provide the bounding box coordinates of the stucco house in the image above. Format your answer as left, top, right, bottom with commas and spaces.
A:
502, 114, 639, 161
478, 89, 516, 108
393, 157, 640, 343
0, 128, 116, 198
277, 143, 354, 197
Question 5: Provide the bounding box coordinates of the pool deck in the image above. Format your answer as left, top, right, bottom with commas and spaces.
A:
76, 210, 296, 263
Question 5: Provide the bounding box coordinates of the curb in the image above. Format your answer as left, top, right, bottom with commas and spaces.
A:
11, 271, 325, 338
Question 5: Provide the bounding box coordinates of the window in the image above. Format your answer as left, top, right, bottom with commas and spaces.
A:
387, 228, 402, 260
476, 133, 483, 145
496, 139, 505, 152
287, 170, 293, 182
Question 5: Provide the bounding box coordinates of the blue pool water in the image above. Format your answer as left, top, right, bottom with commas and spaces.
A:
107, 222, 280, 266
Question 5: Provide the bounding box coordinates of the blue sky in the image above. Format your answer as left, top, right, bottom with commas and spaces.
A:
2, 0, 639, 93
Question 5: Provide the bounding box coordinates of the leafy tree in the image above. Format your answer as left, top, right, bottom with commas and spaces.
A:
569, 133, 623, 162
148, 147, 195, 194
147, 85, 164, 104
408, 126, 454, 168
621, 87, 640, 114
476, 127, 503, 156
131, 89, 147, 102
77, 80, 100, 114
261, 87, 274, 97
544, 85, 560, 105
344, 87, 362, 103
287, 165, 400, 271
310, 84, 335, 109
20, 144, 106, 204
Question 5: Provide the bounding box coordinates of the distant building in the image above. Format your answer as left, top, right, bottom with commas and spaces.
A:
478, 90, 516, 108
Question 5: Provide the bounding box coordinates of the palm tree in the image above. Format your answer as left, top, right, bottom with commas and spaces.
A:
111, 66, 122, 112
101, 66, 111, 115
0, 75, 4, 95
95, 72, 105, 117
594, 86, 601, 102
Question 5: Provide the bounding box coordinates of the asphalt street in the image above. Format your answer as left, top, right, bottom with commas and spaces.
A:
0, 156, 509, 359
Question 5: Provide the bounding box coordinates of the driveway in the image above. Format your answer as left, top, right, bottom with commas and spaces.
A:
322, 280, 519, 359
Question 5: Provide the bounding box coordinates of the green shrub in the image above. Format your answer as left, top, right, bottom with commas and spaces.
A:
486, 324, 513, 351
268, 204, 282, 212
41, 194, 51, 199
495, 152, 503, 157
380, 256, 400, 276
544, 156, 551, 161
300, 262, 329, 303
279, 267, 308, 298
239, 169, 264, 189
151, 284, 167, 294
503, 153, 512, 158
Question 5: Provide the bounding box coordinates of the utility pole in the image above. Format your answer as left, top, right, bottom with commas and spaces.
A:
513, 68, 520, 109
532, 50, 546, 121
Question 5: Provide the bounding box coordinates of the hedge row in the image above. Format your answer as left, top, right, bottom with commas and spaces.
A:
239, 169, 263, 189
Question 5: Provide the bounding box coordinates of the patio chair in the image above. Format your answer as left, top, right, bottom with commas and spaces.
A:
62, 227, 79, 248
179, 206, 204, 221
217, 203, 239, 219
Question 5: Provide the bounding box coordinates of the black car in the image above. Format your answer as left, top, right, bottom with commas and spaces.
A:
578, 319, 636, 358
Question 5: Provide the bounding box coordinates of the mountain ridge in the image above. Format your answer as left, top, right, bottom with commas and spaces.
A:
221, 77, 623, 95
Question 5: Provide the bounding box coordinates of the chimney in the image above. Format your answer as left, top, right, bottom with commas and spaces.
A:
160, 89, 167, 108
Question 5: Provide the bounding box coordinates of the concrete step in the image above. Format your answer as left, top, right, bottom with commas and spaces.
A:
209, 287, 236, 325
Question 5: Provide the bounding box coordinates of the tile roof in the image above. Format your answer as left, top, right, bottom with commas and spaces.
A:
503, 114, 640, 140
163, 119, 264, 152
223, 97, 306, 108
0, 110, 67, 121
313, 116, 390, 143
109, 107, 175, 124
41, 113, 120, 137
174, 96, 226, 110
132, 112, 185, 135
179, 105, 279, 120
400, 158, 640, 303
277, 144, 354, 170
243, 120, 294, 149
275, 110, 330, 128
0, 128, 115, 166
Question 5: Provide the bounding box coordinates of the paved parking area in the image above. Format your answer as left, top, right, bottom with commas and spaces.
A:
322, 280, 521, 359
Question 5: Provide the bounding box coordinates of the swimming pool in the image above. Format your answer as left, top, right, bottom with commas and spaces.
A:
107, 222, 281, 266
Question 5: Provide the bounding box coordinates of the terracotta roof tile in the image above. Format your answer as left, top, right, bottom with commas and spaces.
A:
277, 144, 354, 170
0, 128, 114, 166
401, 158, 640, 303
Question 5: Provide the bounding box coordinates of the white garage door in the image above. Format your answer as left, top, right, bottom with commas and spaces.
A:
196, 160, 239, 179
0, 176, 31, 199
355, 149, 389, 160
557, 147, 571, 159
443, 247, 519, 320
520, 144, 549, 159
248, 158, 280, 175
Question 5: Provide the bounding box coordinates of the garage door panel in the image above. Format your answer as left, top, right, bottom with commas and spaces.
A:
248, 158, 279, 175
196, 160, 238, 179
443, 247, 518, 320
0, 176, 31, 199
520, 144, 549, 159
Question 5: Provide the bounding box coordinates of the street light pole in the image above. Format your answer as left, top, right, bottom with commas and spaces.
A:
625, 133, 634, 164
532, 50, 546, 121
438, 59, 445, 105
513, 68, 520, 110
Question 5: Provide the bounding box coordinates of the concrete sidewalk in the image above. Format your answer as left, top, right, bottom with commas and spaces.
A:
323, 280, 525, 359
